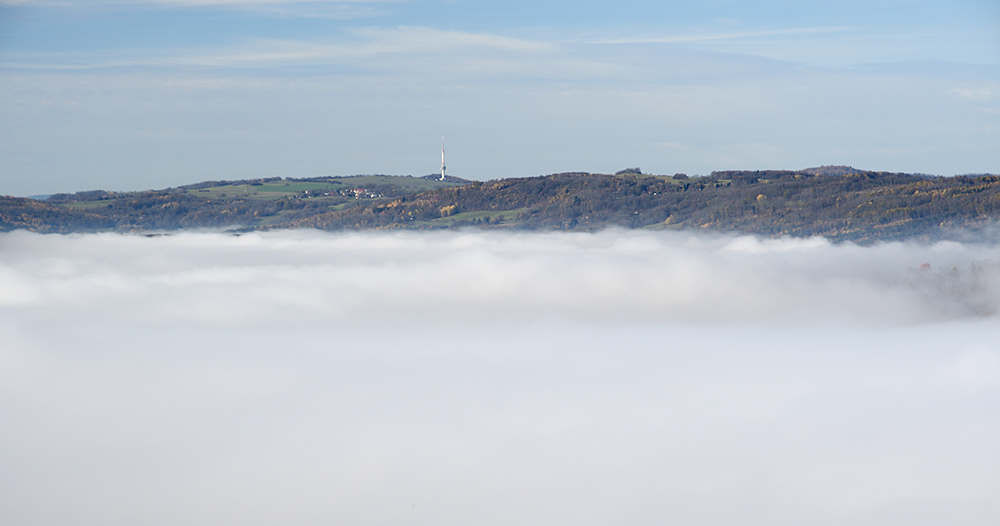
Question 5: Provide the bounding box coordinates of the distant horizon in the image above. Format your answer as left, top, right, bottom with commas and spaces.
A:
13, 163, 1000, 199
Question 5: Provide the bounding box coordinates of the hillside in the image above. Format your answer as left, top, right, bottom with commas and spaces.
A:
7, 175, 467, 232
284, 170, 1000, 242
4, 169, 1000, 242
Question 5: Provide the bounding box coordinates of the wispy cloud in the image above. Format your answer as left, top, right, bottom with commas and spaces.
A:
0, 26, 559, 70
349, 26, 557, 54
148, 0, 396, 5
950, 86, 1000, 101
0, 0, 399, 19
590, 26, 859, 45
0, 0, 397, 6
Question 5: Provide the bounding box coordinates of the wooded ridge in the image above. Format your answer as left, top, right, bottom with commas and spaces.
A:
4, 168, 1000, 242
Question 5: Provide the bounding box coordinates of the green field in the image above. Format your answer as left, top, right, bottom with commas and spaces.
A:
411, 207, 528, 227
62, 198, 128, 210
182, 182, 342, 200
178, 176, 461, 200
328, 175, 460, 191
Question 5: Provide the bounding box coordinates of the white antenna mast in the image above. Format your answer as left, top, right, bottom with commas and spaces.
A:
440, 136, 446, 181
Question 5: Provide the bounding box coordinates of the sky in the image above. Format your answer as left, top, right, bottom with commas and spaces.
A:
0, 0, 998, 196
2, 229, 999, 525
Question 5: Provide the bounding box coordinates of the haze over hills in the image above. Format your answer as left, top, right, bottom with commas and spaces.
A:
3, 167, 999, 243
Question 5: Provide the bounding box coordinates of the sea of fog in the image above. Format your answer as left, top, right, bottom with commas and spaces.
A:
1, 229, 998, 526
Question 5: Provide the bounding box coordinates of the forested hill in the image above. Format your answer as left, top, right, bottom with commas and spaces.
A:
4, 169, 1000, 242
288, 170, 1000, 242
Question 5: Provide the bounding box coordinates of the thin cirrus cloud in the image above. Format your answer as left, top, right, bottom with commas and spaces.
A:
0, 0, 398, 22
0, 27, 561, 72
0, 0, 395, 6
1, 229, 999, 525
0, 23, 943, 74
589, 25, 860, 45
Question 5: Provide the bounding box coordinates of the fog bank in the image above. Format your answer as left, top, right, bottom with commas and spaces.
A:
1, 230, 998, 525
3, 229, 1000, 325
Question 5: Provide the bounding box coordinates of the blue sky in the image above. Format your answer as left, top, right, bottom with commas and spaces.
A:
1, 0, 998, 195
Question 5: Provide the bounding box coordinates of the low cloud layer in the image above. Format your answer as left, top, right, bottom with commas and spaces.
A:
1, 230, 999, 525
3, 229, 1000, 325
